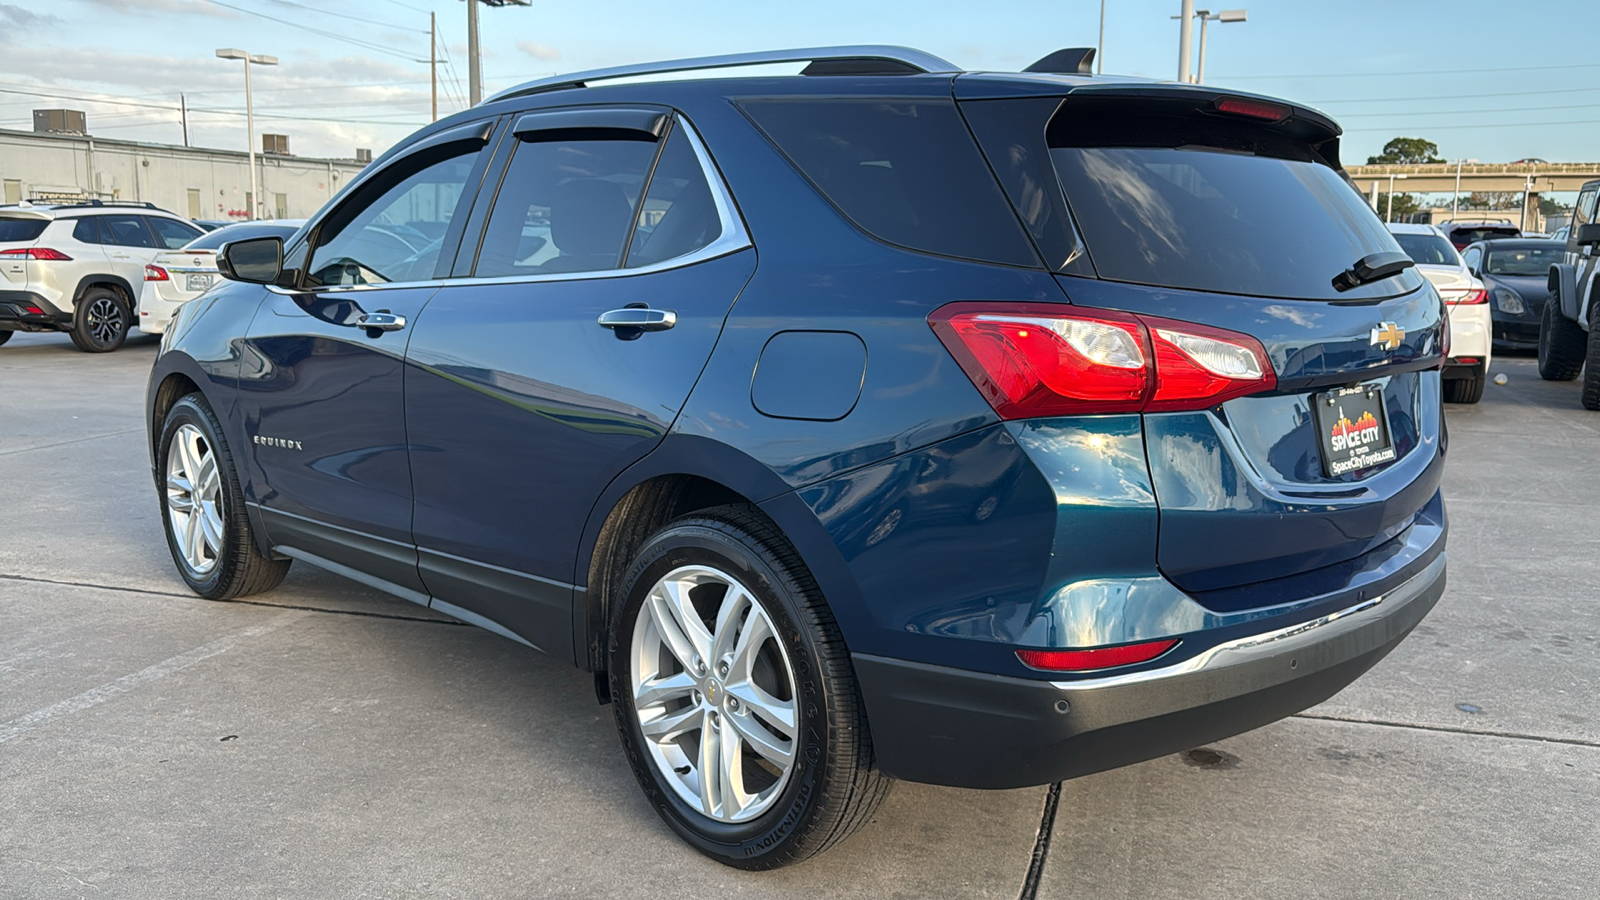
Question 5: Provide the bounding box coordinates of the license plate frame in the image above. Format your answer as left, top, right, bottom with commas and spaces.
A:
1314, 382, 1397, 477
185, 273, 213, 292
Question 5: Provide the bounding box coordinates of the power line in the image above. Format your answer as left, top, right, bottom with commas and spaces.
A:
1344, 118, 1600, 133
1336, 101, 1600, 120
1303, 86, 1600, 106
203, 0, 428, 63
376, 0, 434, 12
263, 0, 427, 33
1223, 61, 1600, 81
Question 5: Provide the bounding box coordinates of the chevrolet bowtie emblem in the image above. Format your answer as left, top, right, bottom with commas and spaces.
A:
1370, 322, 1405, 351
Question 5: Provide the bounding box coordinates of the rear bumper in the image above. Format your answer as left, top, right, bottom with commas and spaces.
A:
856, 550, 1445, 789
0, 291, 70, 332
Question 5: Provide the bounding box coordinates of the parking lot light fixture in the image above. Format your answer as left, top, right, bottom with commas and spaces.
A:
1195, 8, 1246, 84
216, 48, 278, 220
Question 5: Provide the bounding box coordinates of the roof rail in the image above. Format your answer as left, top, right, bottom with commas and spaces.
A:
23, 198, 159, 210
484, 45, 961, 104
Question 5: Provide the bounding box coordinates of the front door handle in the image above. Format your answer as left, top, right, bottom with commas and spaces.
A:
356, 312, 406, 334
598, 307, 676, 332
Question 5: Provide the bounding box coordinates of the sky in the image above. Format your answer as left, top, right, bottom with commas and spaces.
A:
0, 0, 1594, 168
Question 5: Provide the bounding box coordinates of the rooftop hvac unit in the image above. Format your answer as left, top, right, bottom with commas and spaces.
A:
33, 109, 87, 135
355, 148, 373, 163
262, 133, 290, 155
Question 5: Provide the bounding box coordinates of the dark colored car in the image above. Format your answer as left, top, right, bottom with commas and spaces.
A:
145, 46, 1448, 868
1443, 220, 1521, 249
1461, 239, 1564, 350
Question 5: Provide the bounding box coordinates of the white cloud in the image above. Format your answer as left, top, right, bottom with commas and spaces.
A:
0, 3, 62, 28
76, 0, 235, 16
516, 41, 560, 61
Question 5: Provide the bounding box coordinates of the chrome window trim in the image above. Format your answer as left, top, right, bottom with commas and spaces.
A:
269, 114, 750, 297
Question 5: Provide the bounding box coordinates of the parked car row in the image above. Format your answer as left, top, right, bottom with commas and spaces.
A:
0, 199, 301, 351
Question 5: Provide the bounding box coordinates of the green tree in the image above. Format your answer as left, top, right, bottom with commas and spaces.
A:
1540, 196, 1569, 216
1377, 192, 1421, 220
1367, 137, 1445, 165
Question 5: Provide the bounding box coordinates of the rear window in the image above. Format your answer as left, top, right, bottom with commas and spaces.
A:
0, 218, 48, 242
1450, 226, 1519, 244
1484, 244, 1562, 276
1391, 232, 1460, 266
184, 222, 299, 251
1046, 107, 1419, 301
738, 97, 1037, 267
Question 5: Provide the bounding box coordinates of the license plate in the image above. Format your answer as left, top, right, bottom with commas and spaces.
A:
1314, 383, 1397, 476
185, 273, 213, 292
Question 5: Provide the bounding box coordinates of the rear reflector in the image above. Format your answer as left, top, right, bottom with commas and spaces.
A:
1017, 639, 1180, 672
0, 247, 71, 261
1213, 97, 1291, 122
930, 302, 1276, 417
144, 264, 170, 281
24, 306, 44, 315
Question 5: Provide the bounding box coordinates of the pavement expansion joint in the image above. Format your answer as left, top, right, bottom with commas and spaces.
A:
1016, 781, 1063, 900
0, 426, 145, 457
1294, 711, 1600, 750
0, 573, 468, 626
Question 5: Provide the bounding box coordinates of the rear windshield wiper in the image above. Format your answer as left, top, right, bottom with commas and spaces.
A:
1332, 251, 1414, 292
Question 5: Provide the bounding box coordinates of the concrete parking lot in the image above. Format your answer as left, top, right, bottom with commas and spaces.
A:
1, 330, 1595, 899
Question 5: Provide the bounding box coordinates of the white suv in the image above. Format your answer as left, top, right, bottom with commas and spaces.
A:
0, 200, 204, 352
1387, 222, 1492, 403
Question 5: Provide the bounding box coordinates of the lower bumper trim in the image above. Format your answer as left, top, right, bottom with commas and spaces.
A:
854, 552, 1446, 789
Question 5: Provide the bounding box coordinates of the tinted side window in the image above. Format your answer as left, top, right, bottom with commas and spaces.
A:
1462, 247, 1482, 271
627, 127, 720, 268
0, 218, 49, 242
100, 214, 157, 248
71, 218, 101, 243
1576, 190, 1597, 226
148, 216, 202, 249
738, 98, 1038, 267
475, 137, 656, 278
308, 145, 479, 286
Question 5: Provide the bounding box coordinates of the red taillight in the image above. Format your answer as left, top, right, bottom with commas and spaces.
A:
930, 303, 1276, 418
23, 306, 44, 315
1447, 288, 1487, 305
0, 247, 71, 261
1213, 97, 1291, 122
144, 264, 170, 281
1017, 639, 1180, 672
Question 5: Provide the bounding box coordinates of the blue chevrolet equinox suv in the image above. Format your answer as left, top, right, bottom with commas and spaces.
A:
147, 46, 1448, 868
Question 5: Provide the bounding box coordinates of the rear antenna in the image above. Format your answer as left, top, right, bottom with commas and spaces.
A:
1023, 47, 1097, 76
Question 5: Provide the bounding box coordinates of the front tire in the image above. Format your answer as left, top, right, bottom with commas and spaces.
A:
157, 394, 291, 599
70, 286, 130, 353
1538, 294, 1585, 381
1582, 300, 1600, 411
607, 505, 890, 869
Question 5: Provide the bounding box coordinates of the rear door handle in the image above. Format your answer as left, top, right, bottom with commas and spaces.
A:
356, 312, 406, 333
598, 307, 676, 332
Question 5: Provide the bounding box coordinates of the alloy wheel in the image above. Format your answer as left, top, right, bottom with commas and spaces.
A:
85, 296, 123, 346
630, 564, 799, 823
165, 423, 224, 575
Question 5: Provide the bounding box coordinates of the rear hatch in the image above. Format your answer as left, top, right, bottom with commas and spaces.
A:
0, 212, 49, 294
958, 80, 1445, 597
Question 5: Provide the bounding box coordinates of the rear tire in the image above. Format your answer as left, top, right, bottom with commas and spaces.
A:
1582, 303, 1600, 411
0, 329, 12, 347
157, 394, 291, 599
1443, 370, 1485, 404
607, 505, 890, 869
69, 286, 130, 353
1538, 294, 1585, 381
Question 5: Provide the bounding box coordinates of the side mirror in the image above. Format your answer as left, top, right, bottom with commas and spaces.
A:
217, 236, 284, 284
1576, 223, 1600, 247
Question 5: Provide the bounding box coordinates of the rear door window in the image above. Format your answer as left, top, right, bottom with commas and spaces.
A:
99, 214, 158, 248
71, 218, 101, 243
1046, 105, 1418, 301
0, 218, 48, 242
626, 127, 721, 269
473, 135, 657, 277
738, 97, 1038, 267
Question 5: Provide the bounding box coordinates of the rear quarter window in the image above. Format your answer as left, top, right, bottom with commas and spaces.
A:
738, 97, 1038, 267
0, 218, 49, 242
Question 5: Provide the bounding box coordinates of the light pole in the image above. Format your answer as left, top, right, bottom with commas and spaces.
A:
1177, 0, 1195, 83
1097, 0, 1106, 74
1386, 173, 1408, 223
1194, 9, 1246, 85
216, 48, 277, 220
465, 0, 532, 107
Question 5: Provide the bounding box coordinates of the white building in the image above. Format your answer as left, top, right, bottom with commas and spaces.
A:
0, 125, 370, 222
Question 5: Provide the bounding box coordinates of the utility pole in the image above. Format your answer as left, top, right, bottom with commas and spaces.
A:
1178, 0, 1194, 83
180, 93, 189, 147
1452, 159, 1463, 220
216, 49, 278, 220
431, 11, 438, 121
